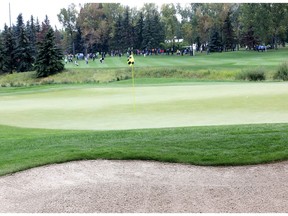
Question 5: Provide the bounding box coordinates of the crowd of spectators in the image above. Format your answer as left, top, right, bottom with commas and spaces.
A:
64, 46, 195, 65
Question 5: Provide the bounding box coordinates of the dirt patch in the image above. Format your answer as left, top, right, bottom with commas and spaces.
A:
0, 160, 287, 213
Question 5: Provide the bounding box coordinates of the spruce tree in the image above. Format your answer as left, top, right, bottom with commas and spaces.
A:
209, 27, 223, 52
122, 7, 133, 50
15, 14, 24, 40
2, 25, 16, 73
14, 23, 34, 72
13, 13, 34, 72
112, 14, 123, 51
222, 10, 235, 51
142, 12, 153, 49
28, 16, 37, 58
135, 12, 144, 50
0, 33, 6, 74
34, 27, 64, 78
151, 10, 165, 48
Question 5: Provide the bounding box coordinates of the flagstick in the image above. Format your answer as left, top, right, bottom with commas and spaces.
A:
132, 64, 136, 111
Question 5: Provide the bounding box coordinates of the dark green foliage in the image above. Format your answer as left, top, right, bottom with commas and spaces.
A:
74, 26, 85, 54
112, 14, 123, 51
34, 28, 64, 78
122, 7, 133, 50
14, 13, 34, 72
240, 25, 260, 50
274, 62, 288, 81
208, 27, 222, 52
222, 10, 235, 51
0, 35, 5, 73
135, 12, 144, 50
27, 16, 38, 57
142, 9, 165, 49
14, 23, 34, 72
36, 15, 51, 43
15, 14, 24, 39
2, 25, 16, 73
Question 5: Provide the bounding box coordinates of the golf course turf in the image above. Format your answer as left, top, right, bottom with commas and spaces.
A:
1, 49, 288, 176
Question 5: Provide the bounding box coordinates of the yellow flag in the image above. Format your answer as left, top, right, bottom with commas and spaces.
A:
127, 54, 135, 66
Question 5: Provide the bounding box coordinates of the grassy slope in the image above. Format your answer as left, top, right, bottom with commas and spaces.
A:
1, 48, 287, 86
65, 49, 287, 70
1, 123, 288, 176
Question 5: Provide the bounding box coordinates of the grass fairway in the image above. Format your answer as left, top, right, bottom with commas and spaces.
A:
0, 82, 288, 130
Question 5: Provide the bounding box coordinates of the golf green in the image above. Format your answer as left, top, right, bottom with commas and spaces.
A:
1, 82, 288, 130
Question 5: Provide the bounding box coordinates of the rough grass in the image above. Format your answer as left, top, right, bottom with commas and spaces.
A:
0, 123, 288, 176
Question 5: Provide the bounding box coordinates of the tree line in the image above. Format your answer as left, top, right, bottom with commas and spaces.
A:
58, 3, 288, 54
0, 3, 288, 76
0, 14, 63, 77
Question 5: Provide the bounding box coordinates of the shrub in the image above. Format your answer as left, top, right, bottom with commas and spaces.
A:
236, 68, 266, 81
274, 62, 288, 81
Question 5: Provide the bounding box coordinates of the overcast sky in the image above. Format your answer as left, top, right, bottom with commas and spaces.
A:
0, 0, 173, 30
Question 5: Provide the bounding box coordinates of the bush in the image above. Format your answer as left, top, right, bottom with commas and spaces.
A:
274, 62, 288, 81
236, 68, 266, 81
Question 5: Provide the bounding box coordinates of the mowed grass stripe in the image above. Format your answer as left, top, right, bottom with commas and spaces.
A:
0, 123, 288, 176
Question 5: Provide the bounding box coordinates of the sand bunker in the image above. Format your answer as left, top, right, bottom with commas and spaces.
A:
0, 160, 287, 213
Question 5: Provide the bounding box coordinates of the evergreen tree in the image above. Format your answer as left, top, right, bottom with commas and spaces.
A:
122, 7, 133, 50
134, 12, 144, 49
151, 10, 165, 48
28, 16, 37, 58
112, 14, 123, 51
34, 28, 64, 78
142, 7, 165, 50
2, 25, 16, 73
74, 26, 84, 54
0, 33, 6, 74
209, 27, 222, 52
15, 14, 24, 40
14, 23, 34, 72
222, 10, 235, 51
37, 15, 51, 43
142, 12, 153, 49
240, 25, 259, 50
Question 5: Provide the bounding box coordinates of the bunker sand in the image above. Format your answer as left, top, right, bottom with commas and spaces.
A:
0, 160, 287, 213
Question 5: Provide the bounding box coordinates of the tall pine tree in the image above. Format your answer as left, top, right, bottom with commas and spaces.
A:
28, 15, 37, 58
0, 33, 6, 74
209, 26, 223, 52
14, 23, 34, 72
2, 25, 16, 73
222, 10, 235, 51
34, 28, 64, 78
135, 12, 144, 50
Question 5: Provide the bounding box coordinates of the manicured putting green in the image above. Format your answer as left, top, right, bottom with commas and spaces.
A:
1, 82, 288, 130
